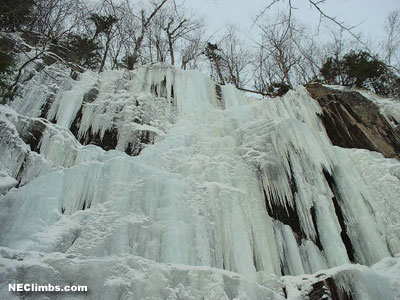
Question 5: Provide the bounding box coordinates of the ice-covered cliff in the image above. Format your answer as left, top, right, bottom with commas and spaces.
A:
1, 51, 400, 299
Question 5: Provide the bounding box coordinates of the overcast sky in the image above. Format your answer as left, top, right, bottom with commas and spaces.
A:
185, 0, 399, 42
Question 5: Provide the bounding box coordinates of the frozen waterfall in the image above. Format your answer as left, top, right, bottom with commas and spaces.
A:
1, 62, 400, 299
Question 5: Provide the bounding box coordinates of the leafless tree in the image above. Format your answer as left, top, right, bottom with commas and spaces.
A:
124, 0, 169, 69
180, 30, 205, 70
251, 12, 334, 95
95, 0, 170, 69
257, 13, 303, 86
218, 27, 251, 88
319, 28, 368, 85
293, 37, 323, 83
101, 0, 135, 68
159, 7, 202, 65
29, 0, 86, 39
204, 42, 225, 84
384, 10, 400, 71
145, 10, 169, 63
103, 2, 125, 70
253, 49, 272, 94
256, 0, 363, 44
204, 27, 251, 88
88, 10, 118, 72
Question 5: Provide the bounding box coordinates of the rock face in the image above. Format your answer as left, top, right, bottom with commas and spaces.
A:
307, 83, 400, 158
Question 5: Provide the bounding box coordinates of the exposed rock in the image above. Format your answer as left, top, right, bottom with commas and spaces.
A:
323, 169, 356, 263
150, 76, 169, 99
69, 106, 156, 155
19, 119, 47, 153
77, 126, 119, 152
0, 174, 18, 195
215, 84, 225, 109
83, 87, 99, 103
0, 35, 17, 52
39, 94, 55, 120
262, 156, 307, 246
306, 83, 400, 158
124, 130, 157, 156
308, 277, 354, 300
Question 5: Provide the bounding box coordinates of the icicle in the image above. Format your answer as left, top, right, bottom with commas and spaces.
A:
1, 61, 400, 300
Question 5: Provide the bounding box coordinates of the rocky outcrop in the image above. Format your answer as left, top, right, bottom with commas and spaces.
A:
306, 83, 400, 158
307, 276, 354, 300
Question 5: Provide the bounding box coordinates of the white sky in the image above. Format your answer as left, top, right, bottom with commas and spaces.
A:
184, 0, 400, 42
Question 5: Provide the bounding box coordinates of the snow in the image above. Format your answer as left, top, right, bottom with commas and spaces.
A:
325, 84, 400, 127
1, 61, 400, 299
0, 247, 284, 300
283, 261, 397, 300
343, 149, 400, 256
0, 172, 18, 194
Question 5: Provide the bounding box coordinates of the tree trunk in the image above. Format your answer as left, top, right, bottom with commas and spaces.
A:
168, 36, 175, 65
214, 58, 225, 85
128, 0, 169, 70
128, 35, 144, 70
99, 35, 111, 73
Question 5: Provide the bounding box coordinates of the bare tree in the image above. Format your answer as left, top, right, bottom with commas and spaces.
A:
293, 37, 323, 83
125, 0, 169, 70
318, 28, 368, 85
204, 42, 226, 84
180, 30, 205, 70
384, 10, 400, 71
257, 14, 303, 86
218, 27, 251, 88
95, 0, 170, 69
101, 0, 135, 68
253, 49, 273, 94
160, 8, 202, 65
89, 13, 118, 72
29, 0, 86, 39
257, 0, 364, 44
146, 10, 169, 63
251, 12, 332, 95
103, 1, 125, 69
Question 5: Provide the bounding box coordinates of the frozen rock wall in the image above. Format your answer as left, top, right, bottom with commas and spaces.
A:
1, 59, 400, 299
